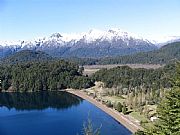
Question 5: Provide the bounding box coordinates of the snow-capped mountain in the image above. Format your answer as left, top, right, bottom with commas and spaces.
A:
148, 36, 180, 47
0, 29, 158, 58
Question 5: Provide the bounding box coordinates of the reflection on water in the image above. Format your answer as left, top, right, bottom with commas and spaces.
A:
0, 91, 131, 135
0, 91, 83, 110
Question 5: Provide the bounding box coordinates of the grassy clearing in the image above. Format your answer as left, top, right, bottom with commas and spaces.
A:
83, 64, 164, 76
85, 82, 156, 130
102, 96, 125, 104
83, 64, 163, 70
129, 112, 148, 122
83, 69, 100, 76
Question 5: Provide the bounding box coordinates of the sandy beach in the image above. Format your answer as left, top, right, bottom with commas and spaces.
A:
67, 90, 143, 133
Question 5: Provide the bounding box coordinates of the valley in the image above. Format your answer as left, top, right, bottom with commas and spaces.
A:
0, 40, 179, 135
1, 1, 180, 135
83, 64, 163, 76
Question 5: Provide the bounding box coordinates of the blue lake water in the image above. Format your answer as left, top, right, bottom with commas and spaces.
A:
0, 91, 131, 135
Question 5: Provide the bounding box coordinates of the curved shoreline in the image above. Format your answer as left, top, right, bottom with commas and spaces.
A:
66, 90, 143, 134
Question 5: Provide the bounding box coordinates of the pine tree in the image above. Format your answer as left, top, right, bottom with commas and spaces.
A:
135, 62, 180, 135
153, 87, 180, 135
116, 102, 123, 112
149, 62, 180, 135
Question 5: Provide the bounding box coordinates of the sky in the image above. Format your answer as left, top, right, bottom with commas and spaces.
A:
0, 0, 180, 41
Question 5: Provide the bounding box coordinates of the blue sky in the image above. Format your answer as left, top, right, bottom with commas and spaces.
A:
0, 0, 180, 40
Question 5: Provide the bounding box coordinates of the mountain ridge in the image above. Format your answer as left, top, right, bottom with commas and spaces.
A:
1, 29, 179, 59
0, 28, 157, 58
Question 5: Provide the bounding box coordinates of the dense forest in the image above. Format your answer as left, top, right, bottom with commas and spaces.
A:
0, 60, 94, 92
0, 50, 53, 65
92, 62, 177, 106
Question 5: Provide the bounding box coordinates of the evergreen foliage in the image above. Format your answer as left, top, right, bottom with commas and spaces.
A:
135, 62, 180, 135
1, 50, 53, 65
92, 62, 178, 112
92, 63, 175, 90
0, 60, 94, 92
116, 102, 123, 112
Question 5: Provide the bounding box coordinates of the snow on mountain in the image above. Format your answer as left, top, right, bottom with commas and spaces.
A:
147, 36, 180, 47
79, 28, 148, 43
0, 28, 164, 58
1, 29, 179, 48
0, 40, 21, 47
0, 28, 151, 47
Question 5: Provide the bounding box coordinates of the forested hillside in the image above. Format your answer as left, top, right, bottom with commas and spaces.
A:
0, 60, 94, 92
0, 50, 53, 64
97, 42, 180, 64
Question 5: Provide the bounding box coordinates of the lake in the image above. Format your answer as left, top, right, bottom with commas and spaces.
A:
0, 91, 131, 135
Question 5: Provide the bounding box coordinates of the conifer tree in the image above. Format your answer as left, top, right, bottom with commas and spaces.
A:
135, 62, 180, 135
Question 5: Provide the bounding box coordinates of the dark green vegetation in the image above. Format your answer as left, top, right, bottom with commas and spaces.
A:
0, 91, 83, 110
135, 62, 180, 135
0, 50, 53, 65
92, 63, 174, 90
0, 60, 94, 92
92, 62, 178, 118
114, 102, 123, 112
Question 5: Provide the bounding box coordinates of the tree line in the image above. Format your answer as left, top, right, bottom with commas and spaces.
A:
92, 63, 176, 107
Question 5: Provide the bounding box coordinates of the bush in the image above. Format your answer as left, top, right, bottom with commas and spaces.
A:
116, 102, 123, 112
106, 101, 113, 108
134, 130, 145, 135
140, 120, 148, 126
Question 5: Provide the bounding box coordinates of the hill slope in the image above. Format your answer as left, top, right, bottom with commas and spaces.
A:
97, 42, 180, 64
0, 50, 53, 64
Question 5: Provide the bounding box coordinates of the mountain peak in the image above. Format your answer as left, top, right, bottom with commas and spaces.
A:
0, 28, 157, 58
108, 28, 125, 33
50, 33, 62, 38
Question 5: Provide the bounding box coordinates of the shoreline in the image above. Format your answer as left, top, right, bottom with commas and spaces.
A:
66, 89, 143, 133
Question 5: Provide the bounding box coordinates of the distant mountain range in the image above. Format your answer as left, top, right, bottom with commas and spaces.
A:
149, 36, 180, 47
1, 41, 180, 65
0, 29, 159, 58
1, 28, 179, 59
